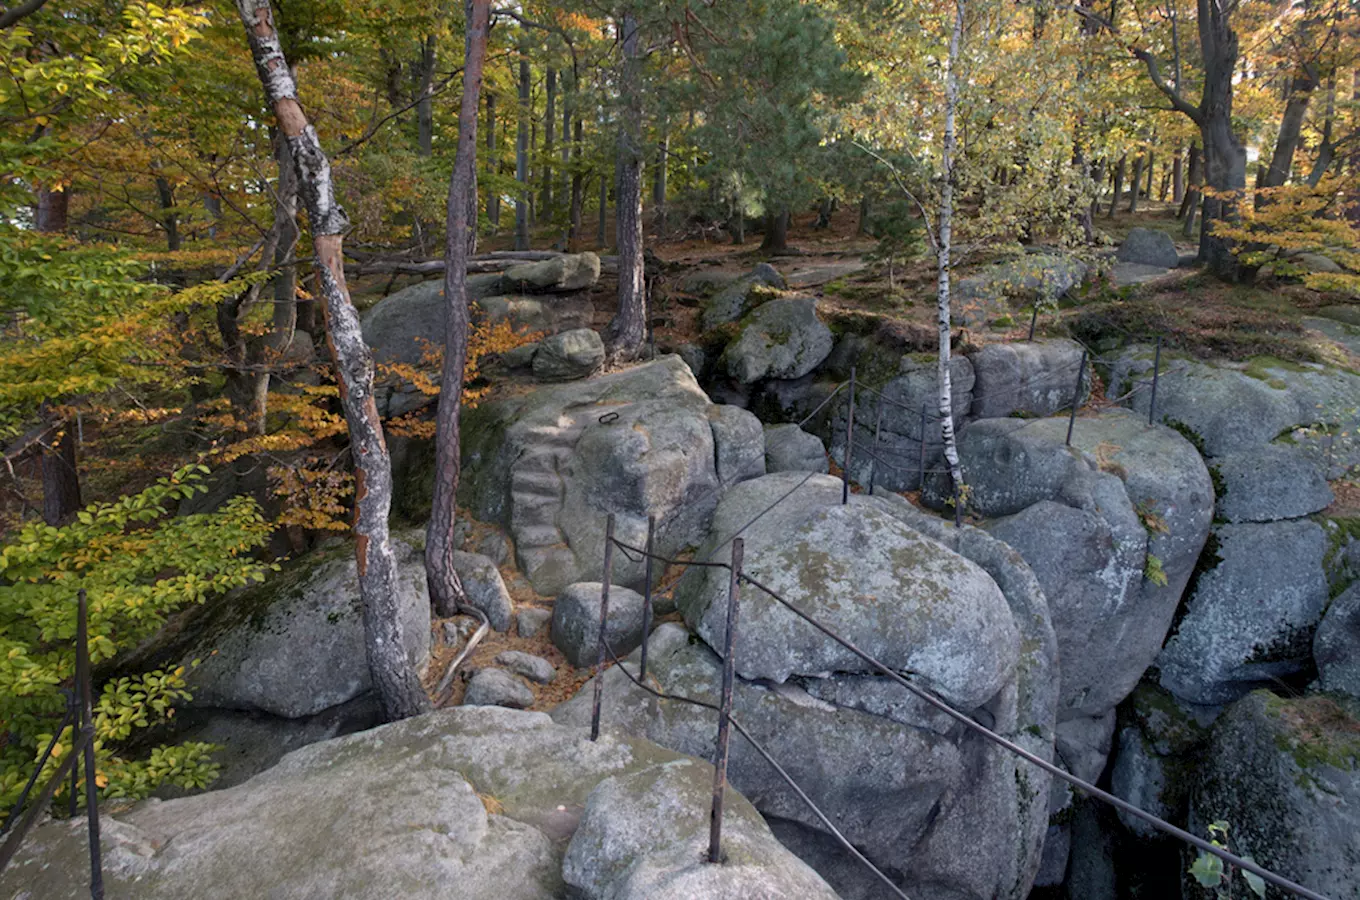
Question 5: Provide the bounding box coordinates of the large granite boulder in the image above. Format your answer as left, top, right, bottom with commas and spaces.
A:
968, 339, 1089, 419
953, 253, 1087, 327
1316, 582, 1360, 700
1110, 349, 1360, 475
1157, 520, 1329, 705
1212, 445, 1333, 523
562, 759, 840, 900
557, 473, 1059, 900
722, 296, 834, 384
532, 328, 605, 381
929, 411, 1214, 722
701, 262, 786, 329
476, 294, 592, 337
360, 274, 504, 366
552, 582, 648, 668
0, 707, 835, 900
1115, 227, 1179, 269
1188, 691, 1360, 899
500, 251, 601, 293
764, 423, 828, 473
458, 356, 760, 595
160, 536, 430, 720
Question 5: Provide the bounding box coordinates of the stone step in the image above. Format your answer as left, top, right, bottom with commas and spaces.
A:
511, 498, 560, 530
510, 470, 562, 499
514, 524, 565, 548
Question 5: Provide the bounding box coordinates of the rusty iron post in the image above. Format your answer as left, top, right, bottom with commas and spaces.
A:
708, 538, 744, 864
1149, 335, 1162, 425
869, 398, 884, 496
918, 402, 928, 490
639, 515, 656, 681
842, 368, 855, 505
590, 516, 616, 742
1066, 350, 1087, 447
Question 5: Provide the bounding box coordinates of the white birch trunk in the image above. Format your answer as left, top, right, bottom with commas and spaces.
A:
937, 0, 967, 522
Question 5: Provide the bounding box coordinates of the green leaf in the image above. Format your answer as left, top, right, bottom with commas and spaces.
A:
1240, 858, 1267, 898
1189, 853, 1224, 888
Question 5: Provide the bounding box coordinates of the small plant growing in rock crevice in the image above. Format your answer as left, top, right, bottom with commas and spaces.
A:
1188, 820, 1266, 899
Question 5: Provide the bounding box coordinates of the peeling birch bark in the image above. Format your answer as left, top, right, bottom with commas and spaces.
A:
235, 0, 429, 721
937, 0, 967, 526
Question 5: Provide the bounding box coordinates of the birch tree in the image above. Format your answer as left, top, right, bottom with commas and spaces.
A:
234, 0, 429, 720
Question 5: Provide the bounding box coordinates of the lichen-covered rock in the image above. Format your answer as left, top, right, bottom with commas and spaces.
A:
532, 328, 605, 381
454, 549, 514, 632
676, 474, 1020, 706
476, 294, 592, 337
708, 404, 766, 488
1188, 691, 1360, 899
1315, 581, 1360, 700
562, 759, 840, 900
501, 251, 601, 293
459, 356, 740, 595
175, 536, 430, 719
1116, 227, 1180, 269
722, 296, 834, 384
0, 708, 805, 900
1158, 520, 1329, 705
764, 423, 828, 473
552, 582, 647, 668
360, 274, 504, 366
516, 607, 552, 639
953, 253, 1087, 326
968, 338, 1088, 419
463, 668, 535, 708
700, 262, 786, 329
1212, 445, 1333, 523
494, 651, 556, 684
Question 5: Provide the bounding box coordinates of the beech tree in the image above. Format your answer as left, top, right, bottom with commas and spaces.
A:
234, 0, 428, 721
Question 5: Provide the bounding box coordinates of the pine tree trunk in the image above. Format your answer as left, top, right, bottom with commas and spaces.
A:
653, 125, 668, 216
857, 196, 871, 235
235, 0, 429, 721
597, 169, 608, 247
608, 9, 646, 361
1145, 150, 1155, 198
35, 185, 67, 232
569, 119, 584, 245
486, 92, 499, 230
1173, 146, 1184, 203
1127, 155, 1144, 213
514, 44, 530, 251
155, 176, 181, 251
938, 0, 967, 521
40, 413, 81, 527
1108, 154, 1126, 218
540, 67, 555, 217
759, 209, 789, 253
417, 34, 436, 157
427, 0, 489, 619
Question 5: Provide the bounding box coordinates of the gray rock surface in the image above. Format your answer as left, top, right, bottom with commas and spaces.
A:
701, 262, 786, 329
495, 651, 557, 684
477, 294, 592, 337
1110, 261, 1175, 286
722, 296, 834, 384
1158, 520, 1329, 705
832, 355, 974, 492
532, 328, 605, 381
1110, 349, 1360, 469
179, 536, 430, 719
679, 269, 741, 296
1315, 582, 1360, 699
1212, 445, 1333, 522
968, 339, 1088, 418
935, 411, 1213, 721
517, 607, 552, 638
562, 759, 840, 900
464, 668, 535, 708
454, 549, 514, 632
1108, 684, 1216, 838
1115, 227, 1180, 269
552, 582, 647, 668
459, 356, 738, 594
360, 274, 504, 366
676, 474, 1020, 706
1, 708, 816, 900
1189, 691, 1360, 900
501, 251, 601, 293
708, 404, 767, 488
500, 341, 539, 369
764, 423, 828, 473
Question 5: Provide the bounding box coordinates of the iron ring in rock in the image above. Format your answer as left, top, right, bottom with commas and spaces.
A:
598, 411, 620, 425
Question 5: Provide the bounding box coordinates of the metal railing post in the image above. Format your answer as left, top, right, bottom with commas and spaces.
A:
639, 515, 656, 681
869, 399, 884, 496
76, 589, 103, 899
1027, 304, 1039, 341
842, 368, 855, 505
1066, 350, 1087, 447
1148, 335, 1162, 425
918, 402, 928, 490
590, 516, 616, 742
708, 538, 743, 864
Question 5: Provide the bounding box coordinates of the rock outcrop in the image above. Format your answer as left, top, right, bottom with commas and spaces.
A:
1316, 582, 1360, 700
701, 262, 786, 329
1115, 227, 1180, 269
722, 296, 834, 384
0, 708, 837, 900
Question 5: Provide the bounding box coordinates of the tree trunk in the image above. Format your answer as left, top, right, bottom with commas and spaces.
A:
1127, 155, 1143, 213
607, 9, 645, 361
514, 43, 530, 251
486, 91, 499, 230
155, 175, 181, 251
759, 208, 789, 253
814, 196, 833, 229
1145, 150, 1155, 198
857, 195, 871, 235
561, 73, 572, 207
270, 127, 301, 353
1306, 75, 1338, 187
1194, 0, 1246, 278
1173, 146, 1184, 203
35, 185, 67, 232
1262, 70, 1315, 189
569, 118, 584, 244
540, 67, 555, 218
40, 413, 81, 526
937, 0, 967, 521
235, 0, 429, 721
1179, 142, 1201, 219
417, 34, 436, 157
427, 0, 489, 619
1108, 153, 1126, 217
597, 168, 608, 247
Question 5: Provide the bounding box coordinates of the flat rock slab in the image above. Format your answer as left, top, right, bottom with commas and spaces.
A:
784, 261, 867, 288
1213, 445, 1333, 523
1110, 261, 1173, 286
1304, 315, 1360, 357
